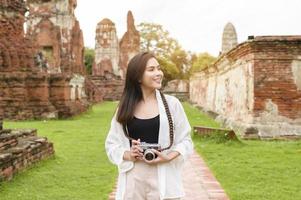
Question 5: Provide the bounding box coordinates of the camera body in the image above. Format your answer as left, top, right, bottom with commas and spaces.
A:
138, 142, 161, 161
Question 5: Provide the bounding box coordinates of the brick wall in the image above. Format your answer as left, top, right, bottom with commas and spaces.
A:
190, 36, 301, 139
0, 128, 54, 181
0, 0, 89, 120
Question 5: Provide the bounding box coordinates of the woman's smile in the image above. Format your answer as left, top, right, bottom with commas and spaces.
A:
154, 78, 162, 84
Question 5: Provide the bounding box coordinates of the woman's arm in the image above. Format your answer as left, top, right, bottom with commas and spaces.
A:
144, 97, 193, 164
105, 111, 134, 172
170, 98, 194, 162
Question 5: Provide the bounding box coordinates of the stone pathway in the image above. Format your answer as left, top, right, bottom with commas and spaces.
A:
109, 150, 230, 200
182, 150, 229, 200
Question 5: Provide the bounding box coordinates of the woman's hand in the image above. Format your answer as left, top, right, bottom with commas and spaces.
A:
143, 149, 180, 165
123, 139, 143, 161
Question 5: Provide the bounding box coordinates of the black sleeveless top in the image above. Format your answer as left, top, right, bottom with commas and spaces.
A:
127, 114, 160, 146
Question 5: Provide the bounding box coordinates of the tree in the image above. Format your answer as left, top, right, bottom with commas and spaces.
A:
138, 23, 180, 58
189, 52, 216, 75
138, 22, 190, 81
170, 48, 189, 79
157, 57, 180, 86
84, 47, 95, 75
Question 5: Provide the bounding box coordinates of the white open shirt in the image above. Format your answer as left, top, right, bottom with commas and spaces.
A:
105, 89, 194, 200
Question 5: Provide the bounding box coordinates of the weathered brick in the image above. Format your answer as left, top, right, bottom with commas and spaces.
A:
0, 0, 89, 120
190, 34, 301, 139
0, 128, 54, 182
118, 11, 140, 79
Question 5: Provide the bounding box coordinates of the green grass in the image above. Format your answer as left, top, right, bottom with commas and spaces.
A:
0, 101, 119, 200
0, 101, 300, 200
193, 137, 301, 200
183, 102, 301, 200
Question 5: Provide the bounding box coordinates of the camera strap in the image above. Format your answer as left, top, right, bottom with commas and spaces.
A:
122, 90, 174, 151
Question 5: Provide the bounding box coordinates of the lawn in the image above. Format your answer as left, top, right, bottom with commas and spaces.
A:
0, 101, 119, 200
184, 102, 301, 200
0, 101, 300, 200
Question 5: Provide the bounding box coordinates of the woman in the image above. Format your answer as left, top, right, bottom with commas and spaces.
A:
105, 52, 194, 200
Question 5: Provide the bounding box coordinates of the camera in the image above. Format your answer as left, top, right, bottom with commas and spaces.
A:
138, 142, 161, 161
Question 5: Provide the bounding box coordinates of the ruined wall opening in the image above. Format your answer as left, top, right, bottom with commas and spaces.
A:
42, 46, 54, 64
75, 85, 79, 100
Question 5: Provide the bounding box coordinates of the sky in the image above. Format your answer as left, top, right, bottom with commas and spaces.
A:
75, 0, 301, 57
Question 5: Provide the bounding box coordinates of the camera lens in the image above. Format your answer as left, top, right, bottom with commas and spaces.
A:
144, 150, 155, 161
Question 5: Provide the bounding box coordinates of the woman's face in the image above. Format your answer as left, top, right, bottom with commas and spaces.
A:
140, 57, 163, 90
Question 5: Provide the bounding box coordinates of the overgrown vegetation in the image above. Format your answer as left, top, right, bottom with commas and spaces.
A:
84, 47, 95, 75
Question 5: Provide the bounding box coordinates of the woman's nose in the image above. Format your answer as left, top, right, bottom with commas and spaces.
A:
155, 72, 163, 77
155, 68, 163, 75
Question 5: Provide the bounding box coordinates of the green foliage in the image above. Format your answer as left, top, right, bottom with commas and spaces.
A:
138, 23, 180, 57
170, 48, 190, 79
138, 23, 192, 82
156, 56, 180, 85
84, 47, 95, 75
138, 23, 217, 81
189, 52, 216, 74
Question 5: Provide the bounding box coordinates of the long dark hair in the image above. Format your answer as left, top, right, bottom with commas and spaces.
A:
116, 52, 156, 126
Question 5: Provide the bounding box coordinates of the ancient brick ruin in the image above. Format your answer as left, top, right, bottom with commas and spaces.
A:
118, 11, 140, 79
94, 18, 120, 77
0, 0, 37, 72
0, 0, 55, 119
221, 22, 238, 54
87, 74, 123, 102
190, 24, 301, 139
0, 127, 54, 181
26, 0, 85, 75
89, 11, 140, 101
26, 0, 88, 113
0, 0, 89, 120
